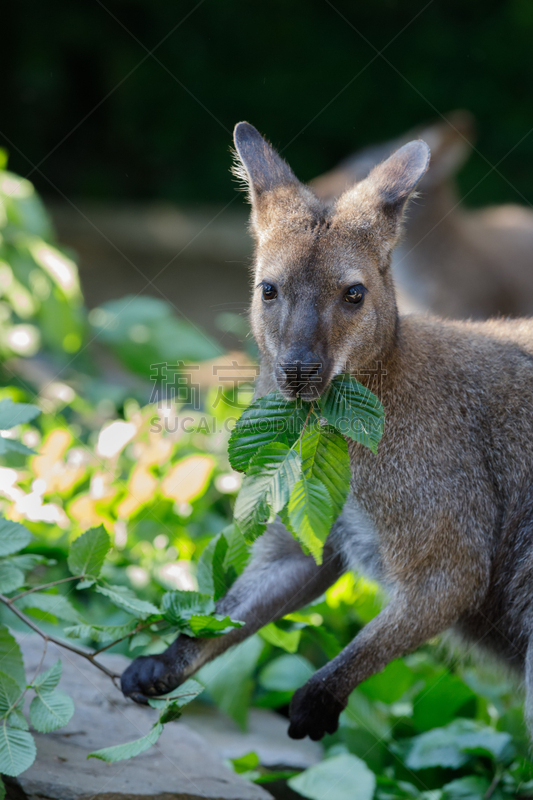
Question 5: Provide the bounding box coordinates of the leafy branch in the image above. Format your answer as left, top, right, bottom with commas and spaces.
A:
229, 373, 384, 562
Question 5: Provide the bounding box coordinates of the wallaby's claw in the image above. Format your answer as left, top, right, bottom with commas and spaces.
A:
121, 653, 183, 703
288, 679, 346, 741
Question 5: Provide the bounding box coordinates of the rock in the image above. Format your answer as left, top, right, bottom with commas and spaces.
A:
5, 636, 271, 800
185, 706, 322, 771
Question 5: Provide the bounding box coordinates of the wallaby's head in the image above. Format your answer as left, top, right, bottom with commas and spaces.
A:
234, 123, 429, 399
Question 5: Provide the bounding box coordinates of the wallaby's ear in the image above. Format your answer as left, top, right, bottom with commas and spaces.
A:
335, 140, 430, 256
418, 110, 475, 186
365, 140, 430, 212
233, 122, 298, 201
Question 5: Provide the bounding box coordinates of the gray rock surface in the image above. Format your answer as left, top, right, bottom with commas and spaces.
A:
6, 635, 271, 800
186, 706, 322, 770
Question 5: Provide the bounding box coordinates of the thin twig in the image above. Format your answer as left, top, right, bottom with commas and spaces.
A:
92, 619, 168, 656
0, 593, 120, 682
10, 575, 82, 601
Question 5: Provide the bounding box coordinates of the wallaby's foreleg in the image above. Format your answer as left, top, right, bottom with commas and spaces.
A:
288, 571, 488, 740
121, 521, 345, 703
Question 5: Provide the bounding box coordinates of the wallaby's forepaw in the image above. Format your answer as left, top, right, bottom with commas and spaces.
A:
288, 679, 346, 741
121, 653, 183, 704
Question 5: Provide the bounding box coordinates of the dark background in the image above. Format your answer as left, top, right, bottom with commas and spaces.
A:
3, 0, 533, 208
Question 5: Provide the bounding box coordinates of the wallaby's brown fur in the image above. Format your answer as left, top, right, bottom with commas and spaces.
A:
122, 123, 533, 743
313, 112, 533, 320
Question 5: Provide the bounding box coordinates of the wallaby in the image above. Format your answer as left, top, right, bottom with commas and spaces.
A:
122, 122, 533, 742
312, 111, 533, 320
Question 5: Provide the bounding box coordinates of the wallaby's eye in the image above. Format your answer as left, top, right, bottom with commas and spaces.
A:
344, 284, 366, 304
262, 283, 278, 301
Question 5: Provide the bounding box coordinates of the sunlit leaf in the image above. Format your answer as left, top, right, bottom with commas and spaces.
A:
161, 455, 214, 504
288, 475, 333, 564
300, 425, 351, 520
88, 722, 163, 763
67, 525, 110, 578
259, 623, 301, 654
234, 443, 302, 542
187, 614, 244, 637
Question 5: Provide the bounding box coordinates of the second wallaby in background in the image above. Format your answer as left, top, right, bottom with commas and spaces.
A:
122, 122, 533, 743
313, 111, 533, 320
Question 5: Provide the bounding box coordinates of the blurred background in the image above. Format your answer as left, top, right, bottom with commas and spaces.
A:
4, 0, 533, 338
3, 2, 533, 796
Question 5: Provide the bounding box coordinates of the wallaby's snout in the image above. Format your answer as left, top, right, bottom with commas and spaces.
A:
276, 345, 328, 400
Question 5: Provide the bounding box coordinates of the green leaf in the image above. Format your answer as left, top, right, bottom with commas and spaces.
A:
32, 659, 62, 693
147, 678, 204, 710
442, 776, 491, 799
405, 719, 512, 770
234, 443, 302, 542
7, 709, 28, 731
198, 635, 263, 729
230, 751, 260, 774
288, 475, 333, 564
196, 534, 229, 600
29, 690, 74, 732
0, 626, 25, 688
288, 753, 376, 800
88, 722, 163, 763
64, 621, 138, 643
0, 438, 35, 456
223, 524, 250, 577
228, 393, 307, 472
196, 526, 249, 600
157, 702, 183, 724
319, 373, 384, 453
0, 726, 36, 776
16, 592, 84, 623
359, 658, 416, 705
0, 671, 22, 716
259, 623, 301, 653
259, 654, 314, 692
95, 585, 160, 620
412, 672, 476, 731
0, 561, 25, 594
161, 590, 215, 626
0, 399, 40, 430
186, 614, 244, 637
67, 526, 110, 578
0, 519, 32, 557
0, 776, 5, 800
300, 425, 351, 520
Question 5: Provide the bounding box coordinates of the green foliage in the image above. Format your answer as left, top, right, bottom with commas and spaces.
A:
0, 170, 532, 795
88, 722, 164, 763
231, 374, 384, 561
67, 526, 111, 579
88, 296, 221, 378
288, 753, 376, 800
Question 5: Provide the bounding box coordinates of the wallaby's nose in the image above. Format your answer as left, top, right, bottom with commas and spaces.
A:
277, 349, 324, 398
